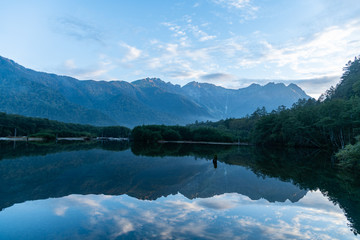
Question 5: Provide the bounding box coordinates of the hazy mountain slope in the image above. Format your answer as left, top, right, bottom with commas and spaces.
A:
0, 57, 116, 125
0, 57, 211, 126
132, 78, 210, 119
182, 81, 310, 119
182, 82, 232, 119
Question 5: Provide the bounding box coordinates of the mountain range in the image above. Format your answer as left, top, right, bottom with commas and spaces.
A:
0, 56, 310, 127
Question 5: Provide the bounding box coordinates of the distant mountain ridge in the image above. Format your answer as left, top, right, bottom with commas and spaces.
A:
0, 56, 310, 127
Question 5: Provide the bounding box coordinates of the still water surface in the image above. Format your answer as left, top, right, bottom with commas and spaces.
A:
0, 142, 359, 239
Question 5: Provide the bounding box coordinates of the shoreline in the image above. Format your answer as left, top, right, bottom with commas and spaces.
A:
158, 140, 251, 146
0, 137, 43, 141
0, 137, 129, 142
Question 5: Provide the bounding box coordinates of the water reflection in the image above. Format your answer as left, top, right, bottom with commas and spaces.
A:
0, 142, 359, 238
212, 154, 217, 169
0, 144, 306, 211
0, 192, 356, 240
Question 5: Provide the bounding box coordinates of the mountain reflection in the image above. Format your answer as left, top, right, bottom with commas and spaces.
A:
0, 142, 305, 207
0, 142, 359, 235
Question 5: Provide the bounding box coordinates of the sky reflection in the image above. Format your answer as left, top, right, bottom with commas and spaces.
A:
0, 190, 357, 240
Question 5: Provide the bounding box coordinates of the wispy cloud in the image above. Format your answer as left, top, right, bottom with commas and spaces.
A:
166, 69, 207, 79
162, 17, 216, 43
57, 17, 103, 44
212, 0, 258, 21
189, 24, 216, 42
213, 0, 251, 9
162, 22, 187, 38
200, 73, 235, 81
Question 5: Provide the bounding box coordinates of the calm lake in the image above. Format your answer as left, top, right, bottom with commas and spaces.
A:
0, 141, 359, 239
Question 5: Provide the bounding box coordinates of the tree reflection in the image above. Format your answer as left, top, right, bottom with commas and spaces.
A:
213, 154, 217, 168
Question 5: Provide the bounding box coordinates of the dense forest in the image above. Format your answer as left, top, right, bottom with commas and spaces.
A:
0, 112, 131, 139
131, 124, 235, 143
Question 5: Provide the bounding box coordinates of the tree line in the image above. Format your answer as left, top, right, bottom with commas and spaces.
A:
131, 124, 234, 143
0, 112, 131, 139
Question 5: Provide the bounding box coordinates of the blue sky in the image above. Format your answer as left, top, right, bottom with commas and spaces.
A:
1, 0, 360, 98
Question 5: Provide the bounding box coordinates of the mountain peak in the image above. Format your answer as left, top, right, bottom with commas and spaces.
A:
184, 81, 201, 88
288, 83, 301, 90
132, 77, 164, 86
132, 77, 181, 94
0, 55, 27, 72
183, 81, 223, 90
247, 83, 261, 88
287, 83, 309, 98
264, 82, 285, 87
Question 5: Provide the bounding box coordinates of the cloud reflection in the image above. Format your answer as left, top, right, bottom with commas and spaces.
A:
0, 191, 356, 240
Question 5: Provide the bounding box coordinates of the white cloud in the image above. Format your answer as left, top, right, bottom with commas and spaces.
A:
184, 48, 212, 62
112, 217, 135, 237
165, 43, 178, 55
212, 0, 258, 20
162, 19, 216, 43
162, 22, 187, 37
167, 69, 207, 80
261, 20, 360, 78
149, 39, 159, 45
54, 206, 69, 216
146, 57, 163, 69
237, 59, 261, 68
213, 0, 251, 9
199, 35, 216, 42
189, 24, 216, 42
64, 59, 76, 69
120, 43, 142, 62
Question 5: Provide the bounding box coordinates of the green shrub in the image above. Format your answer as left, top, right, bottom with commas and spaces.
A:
336, 137, 360, 171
